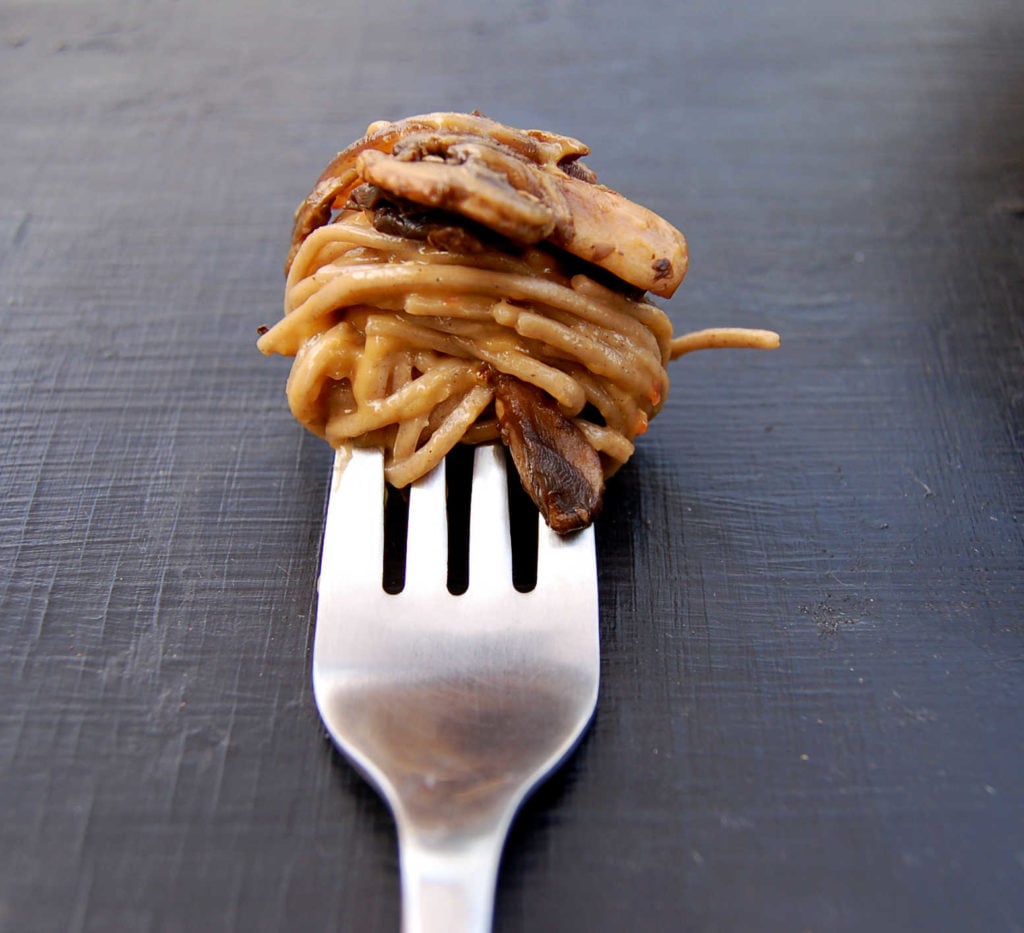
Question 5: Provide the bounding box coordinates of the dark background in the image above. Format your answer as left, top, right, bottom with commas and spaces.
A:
2, 0, 1023, 930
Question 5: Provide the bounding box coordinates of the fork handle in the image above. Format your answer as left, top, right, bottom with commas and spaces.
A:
399, 831, 505, 933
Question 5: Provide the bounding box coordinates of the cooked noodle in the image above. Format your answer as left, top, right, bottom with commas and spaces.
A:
258, 208, 777, 488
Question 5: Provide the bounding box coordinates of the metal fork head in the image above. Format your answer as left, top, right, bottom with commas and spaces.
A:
312, 443, 599, 930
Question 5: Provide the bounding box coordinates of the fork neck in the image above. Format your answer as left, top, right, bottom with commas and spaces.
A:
399, 830, 505, 933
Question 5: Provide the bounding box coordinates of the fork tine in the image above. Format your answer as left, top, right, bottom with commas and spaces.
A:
534, 521, 597, 596
403, 455, 449, 594
468, 445, 513, 592
320, 447, 385, 595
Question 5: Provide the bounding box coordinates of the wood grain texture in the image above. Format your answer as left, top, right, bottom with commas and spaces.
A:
1, 0, 1022, 930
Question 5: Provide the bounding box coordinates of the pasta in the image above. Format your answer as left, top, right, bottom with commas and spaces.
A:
257, 112, 778, 531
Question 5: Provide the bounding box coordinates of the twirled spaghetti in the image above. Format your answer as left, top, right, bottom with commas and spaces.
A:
257, 112, 778, 531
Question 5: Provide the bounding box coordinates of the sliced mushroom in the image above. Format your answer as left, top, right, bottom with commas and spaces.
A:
549, 173, 688, 297
492, 372, 604, 534
357, 149, 559, 246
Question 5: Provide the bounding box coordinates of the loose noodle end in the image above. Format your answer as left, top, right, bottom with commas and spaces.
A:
669, 327, 781, 360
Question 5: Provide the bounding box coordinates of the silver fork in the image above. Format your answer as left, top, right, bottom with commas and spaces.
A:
312, 443, 600, 933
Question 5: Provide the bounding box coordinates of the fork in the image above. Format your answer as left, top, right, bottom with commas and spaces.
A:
312, 443, 600, 933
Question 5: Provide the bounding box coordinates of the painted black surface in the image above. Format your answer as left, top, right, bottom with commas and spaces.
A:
2, 1, 1023, 930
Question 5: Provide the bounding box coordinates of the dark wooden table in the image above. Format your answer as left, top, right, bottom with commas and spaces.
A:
3, 1, 1023, 930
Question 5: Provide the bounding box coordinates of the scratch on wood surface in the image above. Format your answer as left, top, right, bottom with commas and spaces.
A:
12, 211, 32, 248
906, 470, 936, 498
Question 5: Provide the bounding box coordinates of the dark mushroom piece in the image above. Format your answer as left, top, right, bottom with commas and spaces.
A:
492, 372, 604, 534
